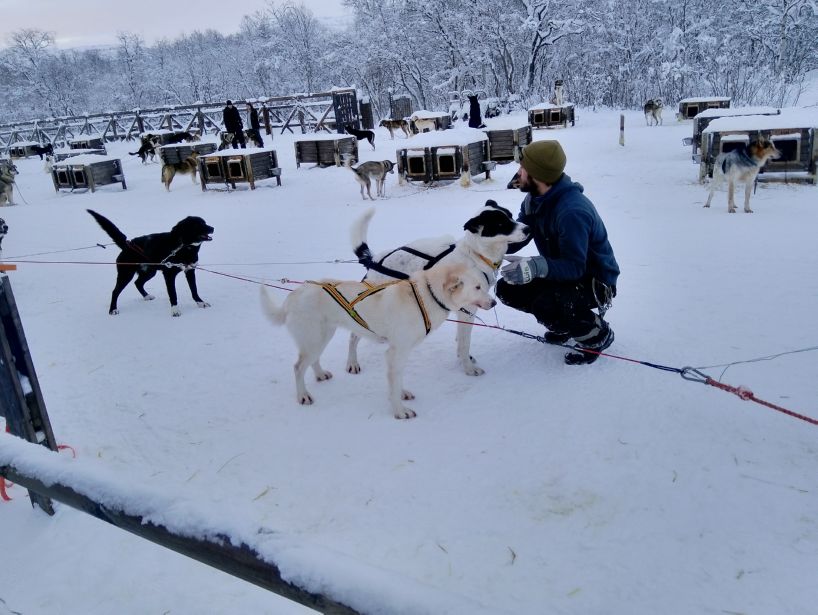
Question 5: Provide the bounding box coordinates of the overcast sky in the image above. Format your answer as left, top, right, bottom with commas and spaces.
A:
0, 0, 347, 48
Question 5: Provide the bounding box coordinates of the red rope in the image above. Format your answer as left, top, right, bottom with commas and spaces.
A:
703, 377, 818, 426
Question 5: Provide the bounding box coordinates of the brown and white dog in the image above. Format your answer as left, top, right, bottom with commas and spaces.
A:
161, 152, 200, 191
410, 114, 438, 134
261, 262, 495, 419
704, 137, 781, 213
379, 119, 412, 139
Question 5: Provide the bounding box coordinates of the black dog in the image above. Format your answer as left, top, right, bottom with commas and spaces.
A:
467, 95, 486, 129
0, 218, 8, 250
344, 125, 376, 150
87, 209, 214, 316
31, 143, 54, 160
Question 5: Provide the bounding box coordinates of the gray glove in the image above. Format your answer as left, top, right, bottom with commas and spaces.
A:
500, 255, 548, 285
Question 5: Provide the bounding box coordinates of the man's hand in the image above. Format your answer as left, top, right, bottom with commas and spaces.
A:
500, 255, 548, 285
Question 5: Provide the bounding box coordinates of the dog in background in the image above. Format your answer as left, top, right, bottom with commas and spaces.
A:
31, 143, 54, 160
43, 155, 54, 174
0, 163, 18, 206
217, 132, 235, 151
244, 129, 264, 148
349, 201, 529, 376
260, 262, 495, 419
410, 114, 437, 134
643, 99, 663, 126
0, 218, 8, 249
165, 131, 200, 144
379, 119, 412, 140
344, 125, 376, 150
161, 151, 200, 191
467, 95, 486, 129
130, 134, 161, 163
86, 209, 214, 316
704, 137, 781, 213
346, 159, 395, 200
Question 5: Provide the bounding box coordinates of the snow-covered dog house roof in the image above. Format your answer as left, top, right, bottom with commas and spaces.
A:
677, 96, 731, 119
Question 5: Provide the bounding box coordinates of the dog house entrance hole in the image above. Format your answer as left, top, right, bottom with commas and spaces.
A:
437, 153, 456, 174
56, 170, 70, 185
227, 159, 245, 179
532, 112, 544, 124
771, 136, 799, 162
686, 105, 699, 118
206, 161, 221, 177
720, 136, 749, 154
549, 110, 561, 123
72, 169, 87, 185
407, 155, 426, 176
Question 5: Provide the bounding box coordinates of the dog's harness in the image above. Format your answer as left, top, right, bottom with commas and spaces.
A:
355, 242, 456, 280
307, 279, 434, 335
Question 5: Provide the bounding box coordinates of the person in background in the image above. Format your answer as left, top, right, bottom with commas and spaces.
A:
222, 100, 246, 149
246, 101, 264, 147
497, 140, 620, 365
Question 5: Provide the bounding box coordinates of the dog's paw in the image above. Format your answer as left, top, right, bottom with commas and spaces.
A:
171, 306, 182, 317
394, 407, 417, 420
346, 362, 361, 374
315, 370, 333, 382
298, 392, 314, 405
728, 208, 737, 214
464, 364, 485, 377
196, 300, 211, 308
143, 294, 155, 301
401, 389, 415, 401
744, 208, 753, 213
109, 309, 119, 316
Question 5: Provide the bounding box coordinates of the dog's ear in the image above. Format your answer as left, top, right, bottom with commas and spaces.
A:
463, 213, 485, 234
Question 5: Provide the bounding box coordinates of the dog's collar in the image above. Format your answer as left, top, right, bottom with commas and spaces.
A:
473, 250, 502, 270
425, 282, 451, 313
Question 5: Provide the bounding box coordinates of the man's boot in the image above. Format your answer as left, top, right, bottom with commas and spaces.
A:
564, 322, 614, 365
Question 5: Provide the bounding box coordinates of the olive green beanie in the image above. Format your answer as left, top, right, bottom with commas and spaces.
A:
521, 140, 566, 184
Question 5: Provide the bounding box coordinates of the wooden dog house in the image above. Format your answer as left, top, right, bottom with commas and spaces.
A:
159, 142, 217, 165
68, 136, 106, 150
51, 156, 126, 192
7, 141, 42, 158
684, 107, 780, 158
676, 97, 731, 120
409, 111, 452, 134
53, 148, 106, 162
198, 148, 281, 190
528, 103, 575, 129
294, 134, 357, 168
396, 128, 494, 186
483, 124, 532, 163
698, 109, 818, 183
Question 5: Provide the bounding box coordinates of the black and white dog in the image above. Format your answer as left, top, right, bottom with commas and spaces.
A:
348, 201, 529, 376
0, 218, 8, 250
344, 125, 376, 150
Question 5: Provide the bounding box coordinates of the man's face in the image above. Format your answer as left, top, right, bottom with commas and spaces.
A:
517, 166, 533, 193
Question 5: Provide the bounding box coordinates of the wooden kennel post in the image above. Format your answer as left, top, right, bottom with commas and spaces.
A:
51, 156, 127, 192
294, 135, 358, 168
198, 149, 282, 190
676, 97, 731, 121
698, 111, 818, 183
483, 125, 532, 163
528, 104, 575, 129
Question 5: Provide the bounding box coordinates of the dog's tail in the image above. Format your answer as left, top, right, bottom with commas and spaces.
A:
350, 208, 376, 266
87, 209, 130, 251
128, 151, 140, 156
259, 286, 287, 325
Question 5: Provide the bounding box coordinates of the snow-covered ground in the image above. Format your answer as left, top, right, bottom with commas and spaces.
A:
1, 106, 817, 615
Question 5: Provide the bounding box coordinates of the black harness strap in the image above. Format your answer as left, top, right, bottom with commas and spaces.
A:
356, 242, 457, 280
